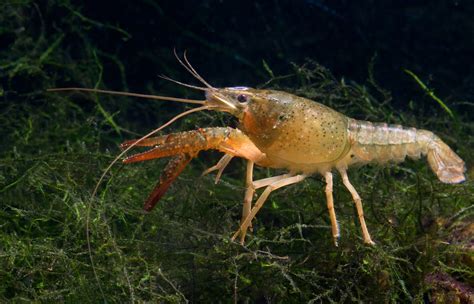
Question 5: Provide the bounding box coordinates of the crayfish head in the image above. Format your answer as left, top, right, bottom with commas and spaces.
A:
205, 86, 253, 117
206, 87, 293, 146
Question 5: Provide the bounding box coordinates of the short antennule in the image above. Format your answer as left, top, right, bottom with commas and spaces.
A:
158, 75, 208, 91
173, 49, 214, 89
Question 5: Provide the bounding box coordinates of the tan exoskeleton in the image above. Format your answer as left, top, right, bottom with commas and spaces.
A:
50, 54, 466, 246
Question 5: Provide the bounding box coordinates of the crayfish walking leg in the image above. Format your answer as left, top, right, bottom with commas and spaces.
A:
232, 174, 307, 244
324, 172, 340, 246
338, 168, 375, 245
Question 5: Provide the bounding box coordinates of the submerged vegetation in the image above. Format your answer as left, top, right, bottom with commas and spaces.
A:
1, 1, 473, 302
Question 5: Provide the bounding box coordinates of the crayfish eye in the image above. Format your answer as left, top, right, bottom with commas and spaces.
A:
237, 94, 248, 103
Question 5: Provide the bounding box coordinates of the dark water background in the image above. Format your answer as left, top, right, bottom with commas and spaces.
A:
6, 1, 474, 114
1, 1, 473, 302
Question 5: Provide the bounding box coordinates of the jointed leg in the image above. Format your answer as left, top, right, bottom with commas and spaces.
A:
234, 173, 292, 243
241, 161, 255, 238
232, 174, 306, 244
238, 172, 292, 243
338, 168, 375, 245
324, 172, 340, 246
201, 154, 234, 184
252, 174, 292, 189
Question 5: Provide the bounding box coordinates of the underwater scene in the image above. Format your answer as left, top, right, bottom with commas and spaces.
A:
1, 1, 473, 302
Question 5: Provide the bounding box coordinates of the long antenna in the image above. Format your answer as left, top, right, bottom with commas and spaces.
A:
47, 88, 206, 105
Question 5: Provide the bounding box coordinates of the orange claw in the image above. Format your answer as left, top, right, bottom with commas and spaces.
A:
120, 136, 167, 149
122, 127, 265, 164
143, 154, 192, 211
122, 127, 267, 210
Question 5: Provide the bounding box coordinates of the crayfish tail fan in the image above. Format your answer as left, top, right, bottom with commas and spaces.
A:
426, 135, 466, 184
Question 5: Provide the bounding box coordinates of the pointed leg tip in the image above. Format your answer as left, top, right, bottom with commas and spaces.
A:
365, 239, 376, 246
231, 229, 248, 245
200, 168, 212, 177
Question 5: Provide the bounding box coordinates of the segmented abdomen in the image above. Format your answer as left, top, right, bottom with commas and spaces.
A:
347, 119, 434, 164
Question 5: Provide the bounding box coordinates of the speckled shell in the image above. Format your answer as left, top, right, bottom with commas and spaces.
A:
240, 90, 350, 173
